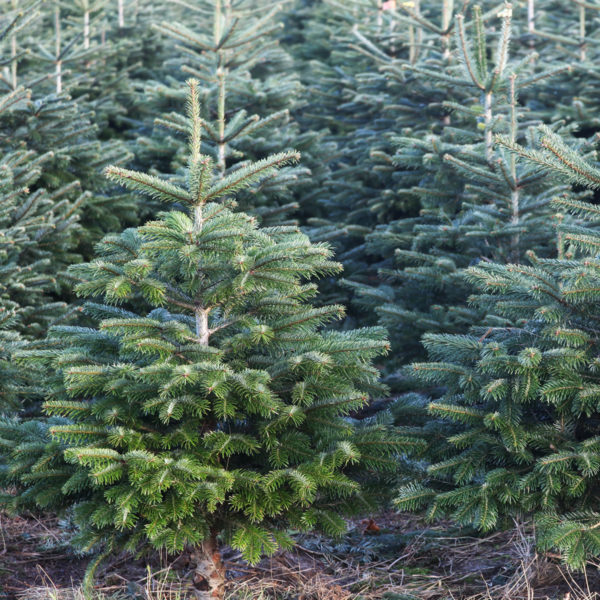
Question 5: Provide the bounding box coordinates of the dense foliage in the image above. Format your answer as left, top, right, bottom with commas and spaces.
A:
5, 0, 600, 592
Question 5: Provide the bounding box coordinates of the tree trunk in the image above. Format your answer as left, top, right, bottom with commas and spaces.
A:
84, 10, 90, 50
191, 534, 226, 600
118, 0, 125, 28
55, 6, 62, 94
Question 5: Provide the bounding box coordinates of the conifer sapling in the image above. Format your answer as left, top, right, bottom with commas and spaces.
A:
37, 80, 407, 598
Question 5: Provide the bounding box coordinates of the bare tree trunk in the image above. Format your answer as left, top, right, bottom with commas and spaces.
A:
483, 91, 493, 163
441, 0, 453, 59
527, 0, 534, 35
84, 10, 90, 49
579, 5, 586, 62
191, 534, 226, 600
118, 0, 125, 27
55, 5, 62, 94
508, 75, 520, 263
11, 32, 17, 88
216, 69, 227, 177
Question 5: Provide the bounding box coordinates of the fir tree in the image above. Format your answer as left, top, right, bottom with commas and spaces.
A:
134, 0, 316, 226
521, 0, 600, 130
344, 3, 571, 381
289, 0, 425, 276
0, 0, 138, 255
10, 80, 411, 598
0, 5, 83, 413
0, 145, 83, 412
396, 127, 600, 568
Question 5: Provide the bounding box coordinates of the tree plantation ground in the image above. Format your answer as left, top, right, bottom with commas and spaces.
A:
4, 511, 600, 599
6, 1, 600, 599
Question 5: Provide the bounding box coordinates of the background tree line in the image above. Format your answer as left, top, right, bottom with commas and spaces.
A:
3, 0, 600, 594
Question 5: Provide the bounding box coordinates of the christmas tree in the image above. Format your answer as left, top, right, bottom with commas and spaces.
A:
523, 0, 600, 130
0, 3, 83, 413
1, 0, 140, 256
131, 0, 319, 227
288, 0, 426, 294
343, 3, 572, 382
8, 80, 411, 597
8, 0, 600, 587
0, 142, 82, 412
396, 126, 600, 568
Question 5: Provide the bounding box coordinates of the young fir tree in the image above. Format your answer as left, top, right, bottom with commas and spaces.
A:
0, 4, 83, 413
264, 0, 451, 321
59, 0, 147, 133
482, 2, 600, 138
284, 0, 461, 309
288, 0, 424, 274
0, 0, 138, 256
66, 0, 176, 143
395, 127, 600, 568
133, 0, 315, 226
314, 0, 463, 311
0, 145, 84, 412
344, 3, 571, 380
8, 80, 412, 598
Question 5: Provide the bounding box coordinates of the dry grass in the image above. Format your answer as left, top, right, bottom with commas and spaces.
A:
12, 565, 187, 600
3, 512, 600, 600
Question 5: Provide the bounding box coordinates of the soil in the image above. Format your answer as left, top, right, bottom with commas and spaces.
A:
1, 511, 600, 600
0, 513, 87, 595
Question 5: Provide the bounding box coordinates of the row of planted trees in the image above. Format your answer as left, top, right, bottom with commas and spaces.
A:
0, 2, 403, 598
4, 0, 600, 596
317, 0, 600, 568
